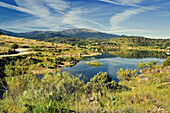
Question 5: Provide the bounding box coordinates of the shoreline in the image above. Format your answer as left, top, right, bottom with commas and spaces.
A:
31, 52, 102, 75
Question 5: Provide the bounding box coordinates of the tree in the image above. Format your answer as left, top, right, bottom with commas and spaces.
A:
71, 43, 75, 47
11, 43, 19, 51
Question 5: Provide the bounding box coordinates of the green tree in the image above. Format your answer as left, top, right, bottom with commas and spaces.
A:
11, 43, 19, 51
71, 43, 75, 47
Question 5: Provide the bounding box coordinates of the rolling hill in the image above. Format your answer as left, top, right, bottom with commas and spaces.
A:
0, 28, 122, 40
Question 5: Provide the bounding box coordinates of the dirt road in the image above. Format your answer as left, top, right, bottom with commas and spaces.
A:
0, 48, 32, 58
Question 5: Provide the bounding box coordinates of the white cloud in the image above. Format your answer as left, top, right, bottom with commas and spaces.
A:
0, 0, 109, 32
1, 16, 64, 32
116, 0, 143, 5
98, 0, 123, 6
62, 9, 83, 27
99, 0, 142, 6
44, 0, 69, 11
62, 8, 109, 30
113, 29, 152, 33
0, 0, 67, 17
0, 2, 36, 15
110, 8, 144, 30
98, 0, 154, 10
105, 0, 154, 34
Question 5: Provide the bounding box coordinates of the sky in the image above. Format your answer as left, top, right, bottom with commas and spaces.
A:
0, 0, 170, 39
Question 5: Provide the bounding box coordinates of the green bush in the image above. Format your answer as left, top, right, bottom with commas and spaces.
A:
117, 68, 138, 81
1, 72, 84, 112
85, 72, 130, 93
137, 60, 159, 69
80, 49, 87, 54
163, 57, 170, 66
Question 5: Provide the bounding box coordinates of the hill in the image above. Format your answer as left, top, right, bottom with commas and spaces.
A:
0, 28, 121, 40
113, 36, 170, 48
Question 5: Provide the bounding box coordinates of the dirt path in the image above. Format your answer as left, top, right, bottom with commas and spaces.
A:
0, 48, 32, 58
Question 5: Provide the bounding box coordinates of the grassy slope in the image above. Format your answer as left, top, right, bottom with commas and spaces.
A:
112, 37, 170, 49
0, 35, 59, 54
117, 65, 170, 112
0, 35, 100, 75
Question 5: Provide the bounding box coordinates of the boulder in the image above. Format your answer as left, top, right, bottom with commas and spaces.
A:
138, 75, 150, 83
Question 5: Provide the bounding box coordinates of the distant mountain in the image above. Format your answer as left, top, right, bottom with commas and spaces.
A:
0, 28, 122, 40
0, 29, 17, 36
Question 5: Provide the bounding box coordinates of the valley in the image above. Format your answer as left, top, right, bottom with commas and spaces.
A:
0, 31, 169, 113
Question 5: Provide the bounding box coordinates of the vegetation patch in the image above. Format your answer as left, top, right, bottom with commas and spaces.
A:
163, 56, 170, 67
86, 60, 103, 67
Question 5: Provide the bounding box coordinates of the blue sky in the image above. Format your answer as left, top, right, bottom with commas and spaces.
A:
0, 0, 170, 38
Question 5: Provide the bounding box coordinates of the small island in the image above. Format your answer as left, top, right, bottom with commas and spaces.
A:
86, 60, 103, 67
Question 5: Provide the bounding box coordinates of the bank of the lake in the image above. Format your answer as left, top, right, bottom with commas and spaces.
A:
61, 54, 166, 83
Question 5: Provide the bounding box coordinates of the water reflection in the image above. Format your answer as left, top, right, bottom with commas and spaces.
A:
108, 49, 167, 58
62, 50, 167, 83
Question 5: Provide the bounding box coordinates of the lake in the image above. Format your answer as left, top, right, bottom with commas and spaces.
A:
61, 51, 167, 83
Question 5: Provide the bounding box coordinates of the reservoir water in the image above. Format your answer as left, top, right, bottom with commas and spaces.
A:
61, 51, 167, 83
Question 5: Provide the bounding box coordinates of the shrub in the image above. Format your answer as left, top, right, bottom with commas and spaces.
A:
137, 61, 159, 69
1, 72, 84, 112
39, 62, 44, 67
4, 60, 24, 77
163, 57, 170, 66
85, 72, 112, 92
117, 68, 138, 81
51, 52, 55, 56
80, 49, 87, 54
85, 72, 130, 93
20, 45, 29, 48
137, 61, 147, 69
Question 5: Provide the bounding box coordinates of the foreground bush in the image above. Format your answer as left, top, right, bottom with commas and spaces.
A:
85, 72, 130, 93
0, 62, 169, 112
117, 68, 138, 81
0, 72, 83, 112
163, 56, 170, 66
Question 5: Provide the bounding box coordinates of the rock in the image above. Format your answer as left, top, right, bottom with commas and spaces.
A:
140, 68, 147, 73
151, 99, 158, 103
160, 66, 170, 74
89, 97, 95, 101
98, 90, 103, 97
150, 108, 168, 113
89, 100, 100, 106
163, 82, 170, 86
113, 110, 120, 113
165, 74, 170, 82
138, 76, 150, 83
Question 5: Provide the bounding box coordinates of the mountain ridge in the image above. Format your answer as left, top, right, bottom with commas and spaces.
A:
0, 28, 122, 40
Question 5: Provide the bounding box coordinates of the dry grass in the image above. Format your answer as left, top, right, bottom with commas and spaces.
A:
0, 35, 70, 54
